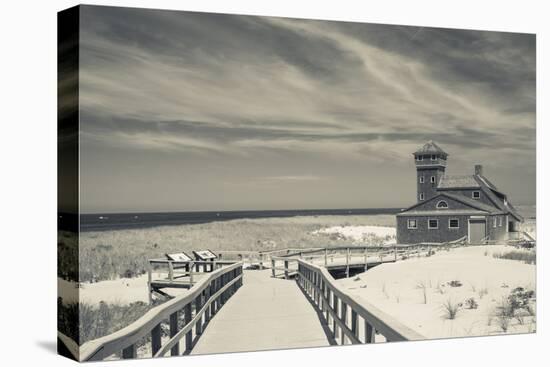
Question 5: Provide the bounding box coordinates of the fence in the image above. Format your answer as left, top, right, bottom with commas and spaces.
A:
76, 262, 243, 361
297, 260, 424, 344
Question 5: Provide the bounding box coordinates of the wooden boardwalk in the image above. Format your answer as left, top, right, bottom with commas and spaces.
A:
191, 269, 331, 355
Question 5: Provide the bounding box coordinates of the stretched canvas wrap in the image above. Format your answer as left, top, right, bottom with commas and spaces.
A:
57, 5, 536, 362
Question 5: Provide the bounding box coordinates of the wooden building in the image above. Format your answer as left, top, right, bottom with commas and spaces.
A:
396, 141, 523, 244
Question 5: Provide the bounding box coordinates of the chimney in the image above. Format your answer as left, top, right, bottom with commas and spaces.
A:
475, 164, 483, 176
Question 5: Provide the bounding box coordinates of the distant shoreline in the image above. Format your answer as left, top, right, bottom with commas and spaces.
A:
74, 208, 402, 232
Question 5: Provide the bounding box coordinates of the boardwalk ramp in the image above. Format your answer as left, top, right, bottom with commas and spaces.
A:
191, 269, 330, 354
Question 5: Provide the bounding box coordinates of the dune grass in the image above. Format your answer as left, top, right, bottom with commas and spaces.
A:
76, 214, 395, 282
58, 297, 154, 345
493, 250, 536, 265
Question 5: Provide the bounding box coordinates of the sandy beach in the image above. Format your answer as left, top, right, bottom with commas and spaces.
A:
337, 245, 536, 339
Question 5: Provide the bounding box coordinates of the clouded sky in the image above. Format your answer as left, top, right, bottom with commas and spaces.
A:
78, 6, 536, 213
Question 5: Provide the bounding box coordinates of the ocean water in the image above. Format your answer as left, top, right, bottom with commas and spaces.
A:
77, 208, 400, 232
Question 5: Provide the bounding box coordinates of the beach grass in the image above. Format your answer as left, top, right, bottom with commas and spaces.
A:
76, 214, 395, 282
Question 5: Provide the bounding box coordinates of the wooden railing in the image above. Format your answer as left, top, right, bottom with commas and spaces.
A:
148, 259, 236, 285
269, 244, 438, 279
297, 260, 424, 344
77, 262, 243, 361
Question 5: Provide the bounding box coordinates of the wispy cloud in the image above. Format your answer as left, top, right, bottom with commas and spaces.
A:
77, 6, 535, 212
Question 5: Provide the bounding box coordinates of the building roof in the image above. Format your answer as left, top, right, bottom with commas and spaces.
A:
443, 192, 504, 214
472, 175, 523, 221
397, 209, 489, 217
433, 172, 523, 222
398, 192, 506, 216
438, 175, 480, 189
413, 140, 448, 156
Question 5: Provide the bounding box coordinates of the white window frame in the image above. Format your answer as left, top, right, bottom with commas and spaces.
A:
472, 191, 481, 199
449, 218, 460, 229
431, 176, 436, 183
407, 219, 418, 229
419, 176, 425, 183
436, 200, 449, 209
431, 154, 437, 161
419, 193, 425, 201
428, 218, 439, 229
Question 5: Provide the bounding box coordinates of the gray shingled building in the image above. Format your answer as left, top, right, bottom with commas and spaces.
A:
396, 141, 523, 244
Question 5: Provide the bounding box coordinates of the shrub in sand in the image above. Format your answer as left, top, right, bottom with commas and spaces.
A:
416, 281, 428, 304
494, 287, 536, 333
464, 297, 478, 310
442, 298, 462, 320
448, 280, 463, 288
493, 250, 536, 265
477, 287, 488, 299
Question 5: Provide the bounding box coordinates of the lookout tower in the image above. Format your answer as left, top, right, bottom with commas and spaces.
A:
413, 141, 448, 202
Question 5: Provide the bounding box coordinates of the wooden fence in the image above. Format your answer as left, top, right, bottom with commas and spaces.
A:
269, 240, 470, 279
297, 260, 424, 344
75, 262, 243, 361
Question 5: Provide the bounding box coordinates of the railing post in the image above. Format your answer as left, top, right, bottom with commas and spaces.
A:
313, 272, 321, 307
151, 323, 162, 357
346, 247, 350, 278
284, 260, 289, 280
122, 344, 136, 359
365, 321, 374, 343
341, 301, 347, 344
351, 310, 358, 342
260, 253, 264, 270
320, 279, 325, 314
184, 303, 192, 352
325, 288, 330, 323
271, 259, 276, 278
168, 261, 174, 283
189, 261, 194, 285
364, 246, 368, 272
195, 292, 203, 336
394, 244, 397, 262
333, 293, 339, 340
147, 262, 153, 305
205, 284, 211, 322
169, 311, 180, 356
324, 248, 328, 266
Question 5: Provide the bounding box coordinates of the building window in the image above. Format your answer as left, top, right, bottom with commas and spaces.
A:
499, 216, 503, 227
436, 200, 448, 209
431, 176, 436, 183
428, 219, 439, 229
419, 193, 425, 201
449, 218, 459, 229
472, 191, 481, 199
407, 219, 418, 229
493, 217, 497, 228
419, 176, 425, 183
431, 154, 437, 160
417, 155, 423, 161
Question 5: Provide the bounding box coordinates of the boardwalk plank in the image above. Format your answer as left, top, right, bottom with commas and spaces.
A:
191, 270, 330, 354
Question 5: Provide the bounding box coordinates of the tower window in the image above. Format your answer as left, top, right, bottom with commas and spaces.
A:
449, 219, 459, 228
431, 176, 436, 183
407, 219, 418, 229
419, 193, 425, 201
472, 191, 481, 199
436, 200, 448, 209
431, 154, 437, 160
419, 176, 425, 183
417, 155, 424, 161
428, 219, 439, 229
